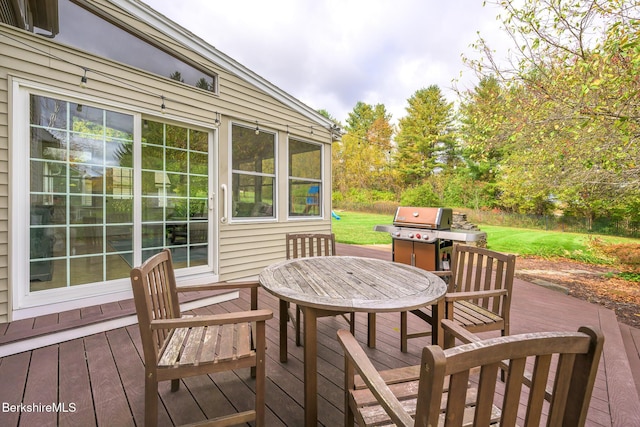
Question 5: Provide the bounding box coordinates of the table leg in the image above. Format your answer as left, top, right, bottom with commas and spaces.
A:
302, 306, 318, 427
279, 299, 288, 363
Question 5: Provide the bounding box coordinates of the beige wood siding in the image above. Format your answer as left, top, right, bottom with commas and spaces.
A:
0, 58, 8, 320
0, 2, 334, 320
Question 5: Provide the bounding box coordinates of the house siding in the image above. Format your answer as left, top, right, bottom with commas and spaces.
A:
0, 1, 333, 321
0, 57, 9, 320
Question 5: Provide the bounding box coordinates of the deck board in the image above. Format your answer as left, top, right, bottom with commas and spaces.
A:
0, 352, 31, 426
21, 345, 58, 426
59, 338, 96, 427
0, 244, 637, 426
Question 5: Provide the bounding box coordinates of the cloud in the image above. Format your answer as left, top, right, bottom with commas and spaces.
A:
142, 0, 511, 124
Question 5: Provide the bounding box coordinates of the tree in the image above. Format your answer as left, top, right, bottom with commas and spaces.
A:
195, 77, 210, 90
394, 86, 455, 186
461, 0, 640, 217
169, 71, 184, 83
333, 102, 395, 195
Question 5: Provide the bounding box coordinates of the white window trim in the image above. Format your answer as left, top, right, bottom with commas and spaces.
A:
9, 78, 219, 320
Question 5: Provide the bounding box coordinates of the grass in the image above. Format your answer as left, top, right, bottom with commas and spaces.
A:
331, 210, 638, 265
331, 211, 394, 245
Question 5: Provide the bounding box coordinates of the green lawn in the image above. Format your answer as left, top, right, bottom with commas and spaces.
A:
331, 211, 394, 245
331, 210, 638, 264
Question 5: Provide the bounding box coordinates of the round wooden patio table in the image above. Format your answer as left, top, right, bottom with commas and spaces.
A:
259, 255, 447, 427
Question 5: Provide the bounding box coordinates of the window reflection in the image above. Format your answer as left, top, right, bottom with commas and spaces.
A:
28, 96, 211, 291
140, 121, 209, 265
49, 0, 218, 93
29, 95, 134, 291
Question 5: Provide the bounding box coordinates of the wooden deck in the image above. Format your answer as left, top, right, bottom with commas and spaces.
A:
0, 244, 639, 426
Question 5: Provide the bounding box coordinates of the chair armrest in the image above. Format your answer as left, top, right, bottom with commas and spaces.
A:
441, 319, 482, 344
177, 281, 261, 310
432, 271, 452, 278
176, 280, 260, 292
444, 289, 507, 302
336, 329, 414, 427
151, 309, 273, 329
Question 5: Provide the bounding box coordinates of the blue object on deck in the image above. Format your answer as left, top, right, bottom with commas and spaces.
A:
331, 211, 341, 220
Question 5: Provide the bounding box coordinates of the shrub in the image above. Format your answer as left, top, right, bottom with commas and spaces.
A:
589, 237, 640, 272
601, 243, 640, 272
400, 183, 440, 207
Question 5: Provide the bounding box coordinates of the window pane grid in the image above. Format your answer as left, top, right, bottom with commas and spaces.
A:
141, 122, 209, 268
27, 95, 211, 296
29, 96, 134, 290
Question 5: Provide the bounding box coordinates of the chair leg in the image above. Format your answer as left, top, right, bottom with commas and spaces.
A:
145, 375, 158, 427
400, 311, 408, 353
170, 379, 180, 392
349, 313, 355, 335
295, 306, 302, 347
255, 322, 267, 427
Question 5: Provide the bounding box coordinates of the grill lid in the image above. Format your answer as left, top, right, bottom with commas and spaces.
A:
393, 207, 452, 230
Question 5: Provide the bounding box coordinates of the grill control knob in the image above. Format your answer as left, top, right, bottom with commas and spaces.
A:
393, 232, 401, 237
415, 233, 421, 239
408, 233, 414, 239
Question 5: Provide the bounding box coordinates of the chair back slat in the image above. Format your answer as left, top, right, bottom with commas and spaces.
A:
130, 249, 181, 365
450, 245, 516, 317
414, 327, 603, 427
286, 233, 336, 259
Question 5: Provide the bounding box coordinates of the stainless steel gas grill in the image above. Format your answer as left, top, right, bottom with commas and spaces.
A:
374, 207, 487, 271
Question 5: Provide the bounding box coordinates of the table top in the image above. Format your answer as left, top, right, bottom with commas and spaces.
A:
259, 256, 447, 313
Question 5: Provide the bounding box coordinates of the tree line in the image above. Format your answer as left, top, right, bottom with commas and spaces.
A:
325, 0, 639, 227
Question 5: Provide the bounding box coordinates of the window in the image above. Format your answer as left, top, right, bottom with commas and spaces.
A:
231, 124, 276, 219
289, 138, 322, 217
29, 96, 135, 290
141, 121, 210, 268
48, 0, 219, 94
26, 94, 212, 296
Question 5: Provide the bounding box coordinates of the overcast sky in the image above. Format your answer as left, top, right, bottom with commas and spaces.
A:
141, 0, 512, 125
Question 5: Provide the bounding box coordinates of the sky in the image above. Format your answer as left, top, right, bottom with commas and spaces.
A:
141, 0, 512, 125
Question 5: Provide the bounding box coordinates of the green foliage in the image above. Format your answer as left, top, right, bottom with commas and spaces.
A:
458, 0, 640, 219
169, 71, 184, 82
333, 101, 395, 194
617, 272, 640, 282
328, 0, 638, 228
195, 77, 210, 90
394, 86, 456, 185
399, 182, 441, 207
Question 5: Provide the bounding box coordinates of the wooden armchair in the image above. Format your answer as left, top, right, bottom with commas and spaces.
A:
337, 323, 604, 427
400, 245, 516, 351
130, 249, 273, 427
284, 233, 355, 346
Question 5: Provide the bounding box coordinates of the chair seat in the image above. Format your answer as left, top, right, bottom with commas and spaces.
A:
159, 322, 255, 368
450, 300, 504, 331
407, 301, 502, 337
